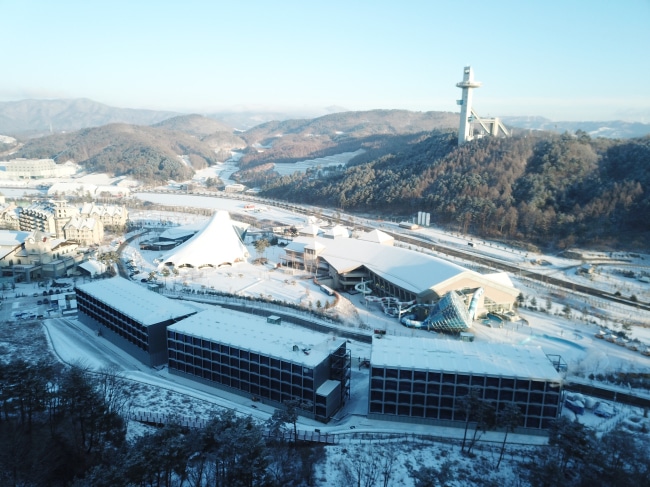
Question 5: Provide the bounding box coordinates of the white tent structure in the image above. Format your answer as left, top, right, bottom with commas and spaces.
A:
158, 211, 249, 269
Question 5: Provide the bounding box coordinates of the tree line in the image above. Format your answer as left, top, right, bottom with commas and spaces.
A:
261, 131, 650, 250
3, 358, 649, 486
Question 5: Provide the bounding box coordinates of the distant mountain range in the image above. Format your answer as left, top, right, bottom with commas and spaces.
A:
1, 98, 649, 139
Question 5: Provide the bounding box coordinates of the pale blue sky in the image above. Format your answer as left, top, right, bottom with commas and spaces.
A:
2, 1, 649, 121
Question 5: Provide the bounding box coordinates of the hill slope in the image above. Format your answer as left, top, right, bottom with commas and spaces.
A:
262, 131, 650, 250
237, 109, 458, 169
6, 123, 222, 183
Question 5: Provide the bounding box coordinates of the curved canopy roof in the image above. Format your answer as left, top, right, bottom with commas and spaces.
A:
158, 211, 249, 269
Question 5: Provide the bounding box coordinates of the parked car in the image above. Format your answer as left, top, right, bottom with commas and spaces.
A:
594, 402, 616, 418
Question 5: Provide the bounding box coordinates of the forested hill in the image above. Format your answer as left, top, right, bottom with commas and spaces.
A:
8, 123, 220, 183
262, 131, 650, 250
237, 110, 458, 169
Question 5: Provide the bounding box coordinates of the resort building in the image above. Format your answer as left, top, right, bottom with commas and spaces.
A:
0, 158, 77, 179
158, 211, 249, 269
79, 203, 128, 229
75, 278, 197, 366
63, 216, 104, 246
167, 307, 351, 422
281, 234, 520, 319
18, 199, 126, 245
368, 336, 563, 430
0, 229, 81, 281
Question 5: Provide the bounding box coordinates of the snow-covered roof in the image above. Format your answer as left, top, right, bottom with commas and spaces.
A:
298, 224, 322, 237
159, 211, 249, 268
0, 230, 31, 247
78, 259, 107, 275
371, 335, 562, 381
158, 221, 205, 241
316, 380, 340, 396
482, 272, 515, 288
358, 229, 394, 245
291, 236, 467, 295
64, 216, 97, 230
168, 307, 346, 368
76, 277, 196, 327
323, 225, 350, 239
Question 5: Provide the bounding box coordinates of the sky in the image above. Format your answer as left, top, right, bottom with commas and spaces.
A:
2, 0, 650, 122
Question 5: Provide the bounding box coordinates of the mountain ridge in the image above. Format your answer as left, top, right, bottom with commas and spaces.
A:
1, 98, 649, 139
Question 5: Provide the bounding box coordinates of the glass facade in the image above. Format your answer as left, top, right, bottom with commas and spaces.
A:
77, 287, 150, 351
369, 366, 561, 429
167, 330, 333, 415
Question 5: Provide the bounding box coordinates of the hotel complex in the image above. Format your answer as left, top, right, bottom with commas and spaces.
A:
71, 212, 563, 429
369, 336, 563, 429
167, 308, 351, 421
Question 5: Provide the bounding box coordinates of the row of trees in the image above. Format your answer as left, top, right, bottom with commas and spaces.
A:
2, 357, 649, 485
0, 358, 323, 487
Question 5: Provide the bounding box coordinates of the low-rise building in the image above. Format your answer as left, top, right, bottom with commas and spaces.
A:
75, 278, 197, 366
167, 307, 351, 422
368, 336, 563, 430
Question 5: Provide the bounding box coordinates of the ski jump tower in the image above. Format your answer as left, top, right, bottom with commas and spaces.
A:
456, 66, 509, 145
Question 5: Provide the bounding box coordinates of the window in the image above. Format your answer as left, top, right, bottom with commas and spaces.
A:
399, 370, 413, 380
385, 368, 398, 379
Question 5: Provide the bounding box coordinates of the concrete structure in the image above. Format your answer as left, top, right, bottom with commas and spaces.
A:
0, 229, 81, 282
63, 216, 104, 246
369, 336, 563, 430
80, 203, 128, 229
18, 199, 126, 245
0, 202, 21, 230
456, 66, 509, 145
0, 158, 77, 179
19, 200, 76, 237
281, 236, 519, 317
75, 278, 197, 366
167, 307, 351, 421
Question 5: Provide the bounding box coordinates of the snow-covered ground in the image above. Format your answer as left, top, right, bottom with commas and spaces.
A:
2, 189, 650, 486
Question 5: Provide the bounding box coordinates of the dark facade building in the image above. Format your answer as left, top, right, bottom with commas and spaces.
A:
369, 336, 563, 430
167, 307, 351, 422
75, 278, 196, 366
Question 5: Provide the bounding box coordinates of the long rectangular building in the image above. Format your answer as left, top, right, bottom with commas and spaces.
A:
167, 307, 351, 422
76, 278, 197, 366
369, 336, 563, 429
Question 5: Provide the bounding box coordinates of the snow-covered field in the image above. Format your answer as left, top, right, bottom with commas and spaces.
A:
2, 186, 650, 486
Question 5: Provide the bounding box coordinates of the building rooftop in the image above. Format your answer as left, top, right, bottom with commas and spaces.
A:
371, 335, 562, 381
290, 236, 468, 295
168, 307, 346, 368
76, 277, 196, 327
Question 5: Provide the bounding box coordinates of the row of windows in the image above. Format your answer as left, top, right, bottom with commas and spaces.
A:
170, 352, 315, 389
78, 293, 148, 334
369, 395, 559, 416
370, 380, 560, 402
369, 389, 560, 407
79, 304, 148, 350
168, 337, 315, 377
367, 270, 415, 302
371, 368, 555, 391
369, 402, 555, 429
169, 360, 314, 408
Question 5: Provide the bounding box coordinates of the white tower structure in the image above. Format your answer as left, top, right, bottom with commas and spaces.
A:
456, 66, 509, 146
